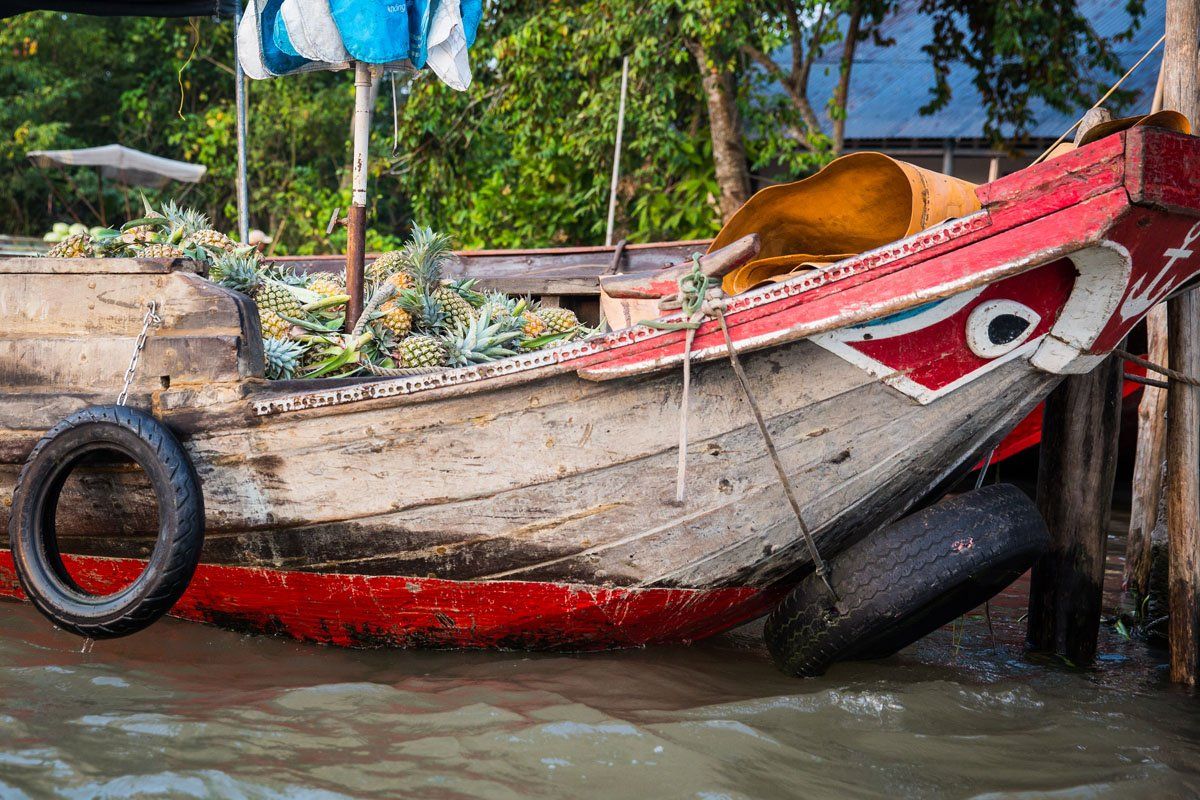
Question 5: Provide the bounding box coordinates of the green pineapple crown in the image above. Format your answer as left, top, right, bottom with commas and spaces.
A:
398, 287, 448, 334
403, 226, 455, 290
211, 252, 262, 294
442, 307, 522, 367
160, 200, 210, 237
262, 336, 308, 380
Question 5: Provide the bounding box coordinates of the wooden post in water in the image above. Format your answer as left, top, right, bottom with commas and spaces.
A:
1027, 107, 1123, 666
1126, 305, 1169, 599
1164, 0, 1200, 687
1125, 63, 1169, 605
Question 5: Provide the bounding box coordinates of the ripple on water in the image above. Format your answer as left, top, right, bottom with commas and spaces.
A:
1, 581, 1200, 799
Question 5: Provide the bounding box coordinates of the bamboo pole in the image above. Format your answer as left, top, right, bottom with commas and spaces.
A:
605, 56, 630, 248
233, 0, 250, 244
1164, 0, 1200, 687
346, 61, 373, 329
1027, 107, 1122, 667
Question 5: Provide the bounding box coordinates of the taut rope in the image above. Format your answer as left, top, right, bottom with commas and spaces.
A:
642, 258, 838, 601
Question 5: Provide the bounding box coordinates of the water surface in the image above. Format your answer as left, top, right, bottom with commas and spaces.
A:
1, 527, 1198, 798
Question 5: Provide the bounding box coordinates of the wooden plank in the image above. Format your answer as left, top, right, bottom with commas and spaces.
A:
0, 272, 245, 337
0, 257, 197, 274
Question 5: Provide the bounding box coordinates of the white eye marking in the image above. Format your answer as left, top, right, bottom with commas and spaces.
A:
966, 300, 1041, 359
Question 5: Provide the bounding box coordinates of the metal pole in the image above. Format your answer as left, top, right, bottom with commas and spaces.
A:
234, 0, 250, 243
605, 56, 630, 247
345, 61, 373, 329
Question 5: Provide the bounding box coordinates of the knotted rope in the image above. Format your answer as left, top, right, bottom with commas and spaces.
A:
642, 257, 838, 600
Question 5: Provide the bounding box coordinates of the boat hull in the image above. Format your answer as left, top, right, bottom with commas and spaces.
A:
3, 127, 1200, 649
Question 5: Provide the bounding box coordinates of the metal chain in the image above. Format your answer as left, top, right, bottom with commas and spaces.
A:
116, 301, 162, 407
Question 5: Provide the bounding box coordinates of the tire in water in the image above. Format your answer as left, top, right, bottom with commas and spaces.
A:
764, 483, 1048, 677
8, 405, 205, 639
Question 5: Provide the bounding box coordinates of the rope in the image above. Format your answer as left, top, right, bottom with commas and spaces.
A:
639, 256, 838, 601
1114, 348, 1200, 388
1032, 33, 1166, 166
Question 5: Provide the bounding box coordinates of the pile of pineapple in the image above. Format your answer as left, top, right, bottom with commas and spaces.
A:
44, 201, 588, 381
45, 200, 237, 261
213, 227, 588, 380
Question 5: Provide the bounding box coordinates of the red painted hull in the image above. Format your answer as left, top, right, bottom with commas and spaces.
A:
0, 553, 779, 649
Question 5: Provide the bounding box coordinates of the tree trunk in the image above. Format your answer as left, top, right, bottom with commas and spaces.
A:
831, 2, 863, 155
688, 41, 752, 222
1164, 0, 1200, 688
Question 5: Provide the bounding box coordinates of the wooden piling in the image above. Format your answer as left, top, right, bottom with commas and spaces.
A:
1164, 0, 1200, 687
1026, 107, 1123, 666
1027, 353, 1123, 665
1126, 305, 1169, 599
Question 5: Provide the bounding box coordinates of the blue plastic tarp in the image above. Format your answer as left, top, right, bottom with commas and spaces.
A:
240, 0, 480, 89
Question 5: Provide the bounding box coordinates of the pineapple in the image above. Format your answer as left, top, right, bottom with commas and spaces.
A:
255, 280, 305, 319
367, 250, 408, 284
138, 242, 186, 259
443, 308, 522, 366
535, 306, 580, 335
47, 233, 94, 258
378, 301, 413, 338
186, 228, 236, 255
383, 271, 414, 293
520, 310, 547, 338
263, 337, 307, 380
308, 274, 346, 301
434, 283, 477, 330
396, 334, 447, 368
260, 309, 292, 340
478, 291, 516, 321
122, 223, 159, 245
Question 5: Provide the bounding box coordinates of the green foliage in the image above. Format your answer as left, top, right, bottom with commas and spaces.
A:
0, 13, 405, 252
919, 0, 1148, 142
0, 2, 1155, 252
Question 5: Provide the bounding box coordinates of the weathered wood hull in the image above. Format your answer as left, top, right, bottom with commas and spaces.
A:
2, 126, 1200, 649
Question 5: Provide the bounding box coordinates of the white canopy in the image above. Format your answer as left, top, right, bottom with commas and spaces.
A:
26, 145, 206, 188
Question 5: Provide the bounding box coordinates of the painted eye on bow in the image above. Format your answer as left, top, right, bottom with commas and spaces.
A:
965, 300, 1041, 359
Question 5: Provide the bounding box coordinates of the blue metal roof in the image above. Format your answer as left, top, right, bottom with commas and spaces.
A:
792, 0, 1164, 142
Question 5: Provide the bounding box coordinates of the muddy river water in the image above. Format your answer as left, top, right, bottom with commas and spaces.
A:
2, 523, 1199, 798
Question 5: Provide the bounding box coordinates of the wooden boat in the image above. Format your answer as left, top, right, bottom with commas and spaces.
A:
2, 126, 1199, 650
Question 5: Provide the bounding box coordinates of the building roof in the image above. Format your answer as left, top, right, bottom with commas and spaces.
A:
794, 0, 1163, 143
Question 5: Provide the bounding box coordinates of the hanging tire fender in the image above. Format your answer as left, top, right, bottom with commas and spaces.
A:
764, 483, 1049, 678
8, 405, 205, 639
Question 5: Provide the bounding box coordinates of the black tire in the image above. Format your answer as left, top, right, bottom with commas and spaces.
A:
764, 484, 1048, 677
8, 405, 204, 639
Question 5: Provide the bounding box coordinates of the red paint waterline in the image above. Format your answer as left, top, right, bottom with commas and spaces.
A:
0, 553, 779, 650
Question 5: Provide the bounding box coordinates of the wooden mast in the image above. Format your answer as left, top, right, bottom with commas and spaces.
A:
1164, 0, 1200, 687
345, 61, 373, 329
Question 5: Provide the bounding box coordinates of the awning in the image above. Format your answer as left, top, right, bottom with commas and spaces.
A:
27, 144, 207, 188
0, 1, 234, 17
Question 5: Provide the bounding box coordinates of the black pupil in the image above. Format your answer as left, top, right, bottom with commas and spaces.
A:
987, 314, 1031, 346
